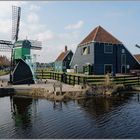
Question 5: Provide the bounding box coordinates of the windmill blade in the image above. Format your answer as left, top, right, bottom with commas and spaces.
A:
135, 44, 140, 49
12, 6, 21, 42
29, 40, 42, 50
0, 40, 13, 52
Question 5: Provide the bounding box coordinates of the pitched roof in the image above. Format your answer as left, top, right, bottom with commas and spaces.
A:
134, 54, 140, 62
55, 51, 70, 61
79, 25, 122, 46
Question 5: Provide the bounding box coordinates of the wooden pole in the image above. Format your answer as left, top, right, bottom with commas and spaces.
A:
73, 76, 75, 85
69, 75, 71, 85
78, 76, 80, 85
41, 70, 43, 80
138, 75, 140, 85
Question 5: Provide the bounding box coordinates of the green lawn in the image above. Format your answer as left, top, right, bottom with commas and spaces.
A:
0, 70, 9, 76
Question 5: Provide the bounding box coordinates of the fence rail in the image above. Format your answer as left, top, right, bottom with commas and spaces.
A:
36, 70, 140, 86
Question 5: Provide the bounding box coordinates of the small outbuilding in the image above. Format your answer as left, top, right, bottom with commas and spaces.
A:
55, 46, 73, 72
70, 25, 140, 75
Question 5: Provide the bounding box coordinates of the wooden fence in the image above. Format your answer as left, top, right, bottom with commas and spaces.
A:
36, 70, 140, 86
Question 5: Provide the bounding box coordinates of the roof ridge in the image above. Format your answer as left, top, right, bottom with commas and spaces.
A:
79, 25, 122, 46
93, 26, 100, 41
55, 50, 70, 61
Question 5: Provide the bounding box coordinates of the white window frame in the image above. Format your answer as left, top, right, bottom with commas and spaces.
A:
121, 54, 126, 65
81, 46, 90, 55
104, 44, 113, 54
104, 64, 113, 74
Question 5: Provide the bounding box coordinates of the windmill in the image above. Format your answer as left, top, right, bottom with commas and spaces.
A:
0, 6, 42, 85
135, 44, 140, 49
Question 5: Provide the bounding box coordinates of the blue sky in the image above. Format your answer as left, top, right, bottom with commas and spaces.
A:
0, 1, 140, 63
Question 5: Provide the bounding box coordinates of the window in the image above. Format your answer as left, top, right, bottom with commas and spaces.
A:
82, 46, 90, 55
127, 65, 130, 69
122, 49, 125, 53
104, 44, 113, 53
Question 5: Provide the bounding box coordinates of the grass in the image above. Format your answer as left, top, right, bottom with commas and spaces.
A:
0, 70, 9, 76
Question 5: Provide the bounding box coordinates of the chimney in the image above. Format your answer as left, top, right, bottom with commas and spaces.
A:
65, 45, 68, 52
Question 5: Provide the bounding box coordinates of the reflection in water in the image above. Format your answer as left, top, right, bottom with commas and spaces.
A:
77, 94, 133, 117
10, 96, 33, 128
1, 93, 140, 138
53, 100, 63, 110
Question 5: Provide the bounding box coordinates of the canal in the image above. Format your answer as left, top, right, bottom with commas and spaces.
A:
0, 94, 140, 138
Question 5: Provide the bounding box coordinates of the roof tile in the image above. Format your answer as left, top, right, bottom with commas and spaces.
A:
79, 25, 122, 46
55, 51, 68, 61
134, 54, 140, 62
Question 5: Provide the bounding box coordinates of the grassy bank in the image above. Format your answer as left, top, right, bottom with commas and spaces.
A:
0, 70, 9, 76
14, 83, 127, 102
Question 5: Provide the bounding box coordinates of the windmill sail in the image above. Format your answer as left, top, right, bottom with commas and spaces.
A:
0, 40, 13, 51
135, 44, 140, 49
12, 6, 21, 42
29, 40, 42, 50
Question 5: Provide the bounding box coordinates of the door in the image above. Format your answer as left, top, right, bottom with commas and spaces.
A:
121, 54, 126, 74
104, 64, 113, 74
121, 65, 126, 74
74, 65, 78, 73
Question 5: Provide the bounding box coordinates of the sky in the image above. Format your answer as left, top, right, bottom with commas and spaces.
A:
0, 1, 140, 63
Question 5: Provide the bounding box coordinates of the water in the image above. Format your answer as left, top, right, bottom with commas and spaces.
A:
0, 94, 140, 138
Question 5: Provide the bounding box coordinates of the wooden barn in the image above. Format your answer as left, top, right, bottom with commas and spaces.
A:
70, 26, 140, 75
55, 46, 73, 72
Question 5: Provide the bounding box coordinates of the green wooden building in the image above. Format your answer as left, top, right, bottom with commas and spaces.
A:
55, 46, 73, 72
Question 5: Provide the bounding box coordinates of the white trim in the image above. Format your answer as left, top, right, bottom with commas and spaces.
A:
78, 41, 122, 47
62, 50, 71, 61
121, 54, 126, 65
70, 47, 78, 67
104, 64, 113, 74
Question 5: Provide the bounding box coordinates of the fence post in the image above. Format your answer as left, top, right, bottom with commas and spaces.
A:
123, 76, 125, 85
69, 75, 71, 85
78, 76, 80, 85
138, 75, 140, 85
73, 76, 75, 85
41, 70, 43, 80
83, 76, 87, 85
50, 72, 52, 79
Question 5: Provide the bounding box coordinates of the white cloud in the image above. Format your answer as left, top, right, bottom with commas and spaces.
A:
27, 12, 39, 23
29, 4, 40, 11
64, 20, 84, 30
35, 30, 55, 41
0, 2, 80, 63
0, 19, 11, 33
